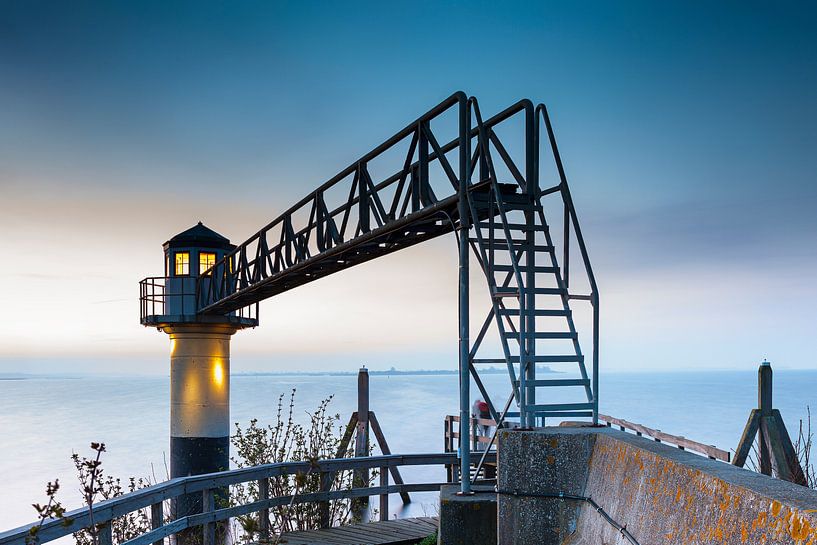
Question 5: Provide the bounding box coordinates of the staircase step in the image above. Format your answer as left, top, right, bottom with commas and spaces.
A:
514, 378, 590, 387
530, 410, 594, 418
533, 288, 567, 295
471, 358, 508, 365
469, 239, 554, 253
510, 355, 584, 363
528, 402, 595, 412
503, 202, 542, 212
476, 222, 544, 232
492, 265, 558, 274
492, 288, 519, 298
497, 309, 570, 317
503, 331, 577, 340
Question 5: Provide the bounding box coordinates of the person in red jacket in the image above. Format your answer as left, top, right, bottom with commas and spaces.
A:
471, 399, 493, 450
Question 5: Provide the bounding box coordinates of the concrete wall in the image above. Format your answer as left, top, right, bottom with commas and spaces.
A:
497, 429, 595, 545
499, 428, 817, 545
574, 430, 817, 545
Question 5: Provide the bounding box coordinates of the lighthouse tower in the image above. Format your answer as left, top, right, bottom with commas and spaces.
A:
140, 222, 257, 518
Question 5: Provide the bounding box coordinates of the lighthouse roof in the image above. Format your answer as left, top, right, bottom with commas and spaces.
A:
164, 222, 234, 251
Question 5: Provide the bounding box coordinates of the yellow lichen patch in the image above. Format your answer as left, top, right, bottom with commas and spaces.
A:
788, 511, 814, 541
753, 511, 768, 531
719, 494, 732, 514
741, 521, 749, 543
772, 500, 783, 517
549, 438, 558, 448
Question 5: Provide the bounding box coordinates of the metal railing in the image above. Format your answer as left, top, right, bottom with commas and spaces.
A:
197, 91, 472, 315
0, 452, 495, 545
139, 276, 257, 326
536, 103, 600, 424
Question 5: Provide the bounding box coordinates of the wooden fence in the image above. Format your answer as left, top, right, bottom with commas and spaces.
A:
599, 413, 731, 462
0, 452, 495, 545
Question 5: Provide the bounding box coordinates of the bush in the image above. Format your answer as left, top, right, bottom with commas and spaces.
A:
33, 391, 367, 545
228, 390, 373, 542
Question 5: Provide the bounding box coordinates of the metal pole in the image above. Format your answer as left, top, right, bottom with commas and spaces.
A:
458, 98, 472, 495
524, 104, 536, 429
592, 294, 600, 425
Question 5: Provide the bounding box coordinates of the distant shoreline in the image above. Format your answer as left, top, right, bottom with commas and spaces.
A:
234, 366, 558, 377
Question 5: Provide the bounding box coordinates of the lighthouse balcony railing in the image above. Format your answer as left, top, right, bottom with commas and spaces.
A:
139, 276, 257, 327
0, 451, 495, 545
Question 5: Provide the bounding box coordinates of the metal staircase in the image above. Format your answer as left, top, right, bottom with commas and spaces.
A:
467, 184, 593, 428
462, 101, 598, 432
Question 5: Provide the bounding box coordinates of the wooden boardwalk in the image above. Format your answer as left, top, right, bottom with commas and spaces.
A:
278, 517, 438, 545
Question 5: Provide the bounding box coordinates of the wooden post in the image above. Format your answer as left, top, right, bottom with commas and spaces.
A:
258, 478, 270, 541
369, 411, 410, 504
318, 471, 331, 528
98, 523, 113, 545
353, 368, 370, 516
379, 465, 389, 522
758, 360, 773, 475
733, 360, 807, 485
202, 489, 215, 545
150, 502, 164, 545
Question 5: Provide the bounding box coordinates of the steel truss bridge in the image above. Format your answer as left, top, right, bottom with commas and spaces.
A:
144, 91, 599, 494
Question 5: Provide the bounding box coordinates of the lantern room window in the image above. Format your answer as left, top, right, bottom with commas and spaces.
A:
200, 252, 216, 275
174, 252, 190, 276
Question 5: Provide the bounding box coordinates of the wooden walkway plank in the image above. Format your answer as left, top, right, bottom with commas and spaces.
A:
278, 517, 438, 545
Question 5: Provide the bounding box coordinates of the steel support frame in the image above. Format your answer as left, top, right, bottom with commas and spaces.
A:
457, 99, 471, 494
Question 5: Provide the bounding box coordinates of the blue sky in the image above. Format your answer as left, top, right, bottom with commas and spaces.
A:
0, 1, 815, 373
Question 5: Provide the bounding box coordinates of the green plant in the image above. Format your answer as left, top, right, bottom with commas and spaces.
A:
27, 480, 72, 545
794, 407, 816, 488
31, 443, 153, 545
228, 390, 374, 542
416, 533, 437, 545
33, 392, 371, 545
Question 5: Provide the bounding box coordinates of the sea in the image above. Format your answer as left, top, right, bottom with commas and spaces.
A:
1, 369, 816, 530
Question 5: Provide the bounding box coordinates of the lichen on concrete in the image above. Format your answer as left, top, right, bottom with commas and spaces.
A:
497, 427, 817, 545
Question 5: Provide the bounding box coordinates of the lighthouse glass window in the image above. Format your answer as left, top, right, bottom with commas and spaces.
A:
200, 252, 216, 275
174, 252, 190, 276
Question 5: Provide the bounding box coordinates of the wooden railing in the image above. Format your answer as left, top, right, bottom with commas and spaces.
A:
0, 452, 495, 545
443, 415, 498, 453
599, 414, 731, 462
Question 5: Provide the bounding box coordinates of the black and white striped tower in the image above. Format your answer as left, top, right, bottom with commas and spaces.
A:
139, 223, 257, 540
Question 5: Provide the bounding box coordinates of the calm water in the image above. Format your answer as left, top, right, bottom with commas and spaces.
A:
1, 370, 815, 529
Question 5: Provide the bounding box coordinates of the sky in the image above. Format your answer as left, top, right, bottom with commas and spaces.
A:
0, 1, 815, 374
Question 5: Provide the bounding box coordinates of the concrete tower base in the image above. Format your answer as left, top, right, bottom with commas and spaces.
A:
162, 323, 238, 523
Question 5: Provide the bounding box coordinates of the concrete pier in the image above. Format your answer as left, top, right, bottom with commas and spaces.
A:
438, 484, 496, 545
496, 427, 817, 545
497, 429, 594, 544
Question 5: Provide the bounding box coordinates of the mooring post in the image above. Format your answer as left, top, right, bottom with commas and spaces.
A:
354, 367, 370, 508
733, 359, 807, 485
758, 360, 773, 475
